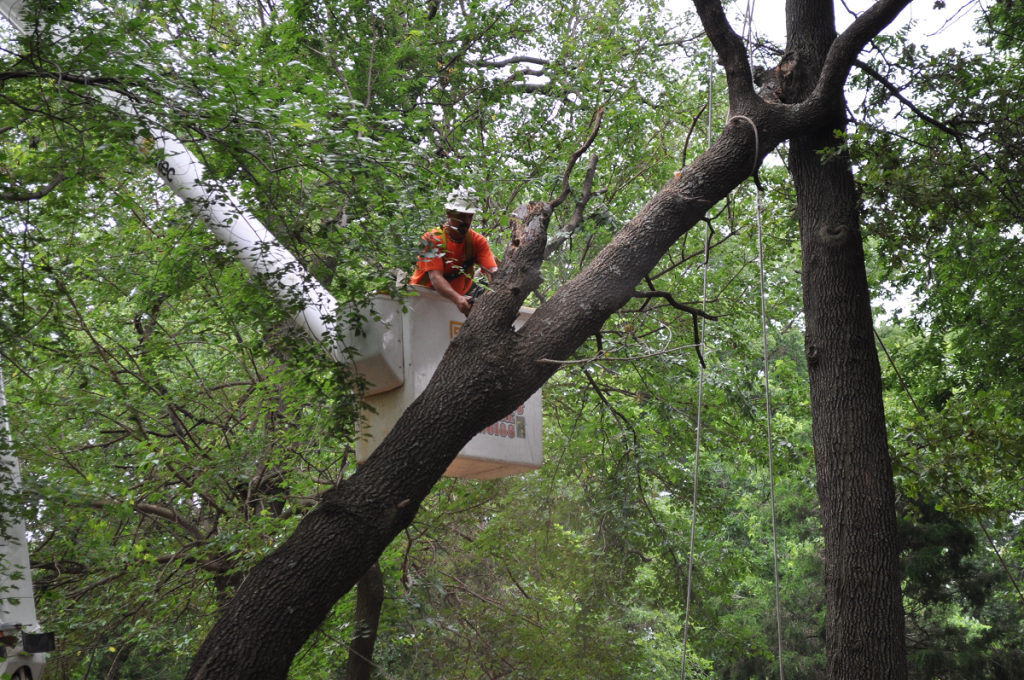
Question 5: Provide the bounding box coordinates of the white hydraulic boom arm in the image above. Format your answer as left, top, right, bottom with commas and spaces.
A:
0, 0, 404, 394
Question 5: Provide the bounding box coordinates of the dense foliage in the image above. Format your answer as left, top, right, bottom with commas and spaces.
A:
0, 0, 1020, 678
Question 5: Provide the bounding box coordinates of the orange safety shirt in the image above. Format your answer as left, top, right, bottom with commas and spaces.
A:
409, 228, 497, 296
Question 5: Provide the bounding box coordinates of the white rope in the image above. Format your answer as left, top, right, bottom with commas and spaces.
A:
681, 23, 784, 679
743, 0, 756, 49
755, 180, 786, 680
680, 48, 715, 680
729, 110, 786, 680
737, 1, 787, 669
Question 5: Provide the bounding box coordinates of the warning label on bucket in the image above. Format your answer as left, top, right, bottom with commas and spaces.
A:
481, 404, 526, 439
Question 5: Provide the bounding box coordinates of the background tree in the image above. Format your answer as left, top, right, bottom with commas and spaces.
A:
780, 0, 907, 677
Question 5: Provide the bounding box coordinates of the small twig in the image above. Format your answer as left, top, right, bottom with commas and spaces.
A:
854, 59, 960, 138
631, 290, 719, 321
656, 35, 702, 47
67, 570, 128, 600
0, 349, 32, 380
537, 344, 698, 365
505, 167, 541, 210
550, 107, 605, 209
650, 211, 733, 281
577, 232, 596, 270
0, 71, 120, 86
873, 327, 924, 417
976, 513, 1024, 610
437, 569, 544, 628
467, 56, 551, 68
364, 30, 376, 108
400, 527, 414, 592
505, 566, 532, 600
581, 369, 632, 427
679, 101, 709, 170
635, 284, 717, 370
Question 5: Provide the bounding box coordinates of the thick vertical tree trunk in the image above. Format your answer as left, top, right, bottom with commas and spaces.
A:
785, 1, 908, 678
345, 562, 384, 680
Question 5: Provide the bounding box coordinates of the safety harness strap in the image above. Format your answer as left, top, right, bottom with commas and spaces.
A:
430, 227, 476, 283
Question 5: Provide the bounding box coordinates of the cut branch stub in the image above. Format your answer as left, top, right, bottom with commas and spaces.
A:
508, 201, 549, 251
490, 201, 550, 307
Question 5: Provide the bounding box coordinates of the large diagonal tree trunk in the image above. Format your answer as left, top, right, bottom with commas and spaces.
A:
184, 1, 912, 677
784, 1, 908, 678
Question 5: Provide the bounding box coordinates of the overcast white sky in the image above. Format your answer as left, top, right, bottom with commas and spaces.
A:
666, 0, 984, 55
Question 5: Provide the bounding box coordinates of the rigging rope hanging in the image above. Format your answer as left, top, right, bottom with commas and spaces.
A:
735, 1, 786, 671
680, 4, 786, 676
738, 2, 786, 672
754, 161, 786, 680
679, 48, 715, 680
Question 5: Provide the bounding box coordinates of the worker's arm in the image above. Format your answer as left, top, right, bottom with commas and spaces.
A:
473, 234, 499, 285
428, 269, 473, 316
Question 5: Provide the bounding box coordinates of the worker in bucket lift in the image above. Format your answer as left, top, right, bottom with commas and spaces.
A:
409, 186, 498, 316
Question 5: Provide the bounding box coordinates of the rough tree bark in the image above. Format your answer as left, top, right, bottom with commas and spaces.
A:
184, 0, 912, 677
783, 1, 908, 678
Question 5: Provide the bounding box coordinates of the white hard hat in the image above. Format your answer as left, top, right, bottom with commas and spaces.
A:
444, 186, 480, 214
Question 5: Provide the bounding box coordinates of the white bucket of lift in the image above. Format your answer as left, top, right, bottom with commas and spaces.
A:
350, 286, 542, 480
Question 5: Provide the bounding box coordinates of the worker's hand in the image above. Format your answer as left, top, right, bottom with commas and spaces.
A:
455, 295, 473, 316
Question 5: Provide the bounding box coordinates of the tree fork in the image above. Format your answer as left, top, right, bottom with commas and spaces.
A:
184, 0, 913, 676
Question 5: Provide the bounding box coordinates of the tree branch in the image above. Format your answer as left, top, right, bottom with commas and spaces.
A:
133, 503, 206, 542
0, 173, 65, 202
510, 82, 550, 94
67, 570, 128, 600
31, 559, 87, 574
467, 56, 551, 68
0, 71, 121, 86
278, 498, 318, 521
631, 291, 718, 321
634, 285, 717, 369
853, 58, 959, 137
813, 0, 913, 105
690, 0, 755, 104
